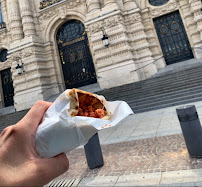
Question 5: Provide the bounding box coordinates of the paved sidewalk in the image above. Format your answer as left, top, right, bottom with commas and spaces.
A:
98, 100, 202, 145
47, 101, 202, 186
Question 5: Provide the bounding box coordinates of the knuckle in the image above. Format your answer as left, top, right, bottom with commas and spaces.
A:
1, 125, 19, 137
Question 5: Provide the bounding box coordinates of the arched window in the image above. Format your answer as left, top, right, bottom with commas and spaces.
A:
149, 0, 169, 6
0, 49, 8, 62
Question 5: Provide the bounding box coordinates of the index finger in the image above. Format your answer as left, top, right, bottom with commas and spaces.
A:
18, 101, 52, 131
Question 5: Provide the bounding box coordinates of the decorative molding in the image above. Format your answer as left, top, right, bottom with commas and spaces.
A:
126, 13, 141, 24
38, 9, 60, 24
104, 15, 124, 28
88, 21, 104, 33
66, 0, 83, 9
149, 2, 178, 18
21, 48, 35, 58
88, 15, 124, 33
9, 48, 35, 62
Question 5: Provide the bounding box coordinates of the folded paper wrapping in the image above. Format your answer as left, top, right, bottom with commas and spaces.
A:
35, 89, 134, 158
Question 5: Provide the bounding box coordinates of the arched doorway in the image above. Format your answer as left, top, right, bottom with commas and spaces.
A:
153, 11, 194, 65
0, 49, 14, 107
56, 20, 97, 89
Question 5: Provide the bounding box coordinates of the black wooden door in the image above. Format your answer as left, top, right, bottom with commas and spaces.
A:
154, 11, 194, 65
56, 20, 97, 89
1, 68, 14, 107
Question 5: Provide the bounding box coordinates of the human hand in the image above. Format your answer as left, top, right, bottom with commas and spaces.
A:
0, 101, 69, 186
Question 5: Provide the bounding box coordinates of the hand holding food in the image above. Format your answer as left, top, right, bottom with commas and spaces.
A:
35, 88, 133, 158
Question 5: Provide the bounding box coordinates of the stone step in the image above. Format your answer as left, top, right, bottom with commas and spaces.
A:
99, 66, 202, 95
0, 106, 15, 115
0, 109, 29, 132
101, 77, 202, 100
152, 58, 202, 77
132, 96, 202, 113
130, 91, 202, 111
111, 85, 202, 105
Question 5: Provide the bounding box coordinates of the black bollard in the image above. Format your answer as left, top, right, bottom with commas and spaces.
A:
84, 133, 104, 169
176, 105, 202, 157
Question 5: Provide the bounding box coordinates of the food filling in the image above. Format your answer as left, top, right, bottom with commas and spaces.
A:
76, 106, 105, 119
75, 92, 106, 119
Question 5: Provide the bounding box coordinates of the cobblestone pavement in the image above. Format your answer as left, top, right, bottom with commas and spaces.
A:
56, 134, 202, 181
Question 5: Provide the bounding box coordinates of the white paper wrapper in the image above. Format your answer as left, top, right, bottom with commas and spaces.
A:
35, 89, 134, 158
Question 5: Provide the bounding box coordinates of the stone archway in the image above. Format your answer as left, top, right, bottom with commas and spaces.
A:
56, 20, 97, 89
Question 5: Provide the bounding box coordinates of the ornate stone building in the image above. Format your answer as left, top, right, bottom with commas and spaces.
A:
0, 0, 201, 111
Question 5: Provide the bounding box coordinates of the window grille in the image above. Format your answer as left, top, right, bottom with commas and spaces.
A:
40, 0, 63, 9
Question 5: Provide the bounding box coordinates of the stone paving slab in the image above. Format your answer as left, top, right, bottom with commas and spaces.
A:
98, 101, 202, 145
115, 172, 161, 186
55, 134, 202, 181
62, 169, 202, 186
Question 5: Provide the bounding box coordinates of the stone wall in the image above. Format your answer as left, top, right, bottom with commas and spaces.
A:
0, 0, 201, 111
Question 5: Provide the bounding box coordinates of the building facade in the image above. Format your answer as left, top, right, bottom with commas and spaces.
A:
0, 0, 201, 111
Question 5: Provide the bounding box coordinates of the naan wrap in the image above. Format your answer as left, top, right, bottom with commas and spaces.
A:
67, 88, 110, 120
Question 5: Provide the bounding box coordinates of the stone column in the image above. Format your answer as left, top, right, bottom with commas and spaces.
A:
1, 0, 7, 23
189, 0, 202, 40
86, 0, 100, 13
19, 0, 35, 37
123, 0, 137, 10
7, 0, 24, 41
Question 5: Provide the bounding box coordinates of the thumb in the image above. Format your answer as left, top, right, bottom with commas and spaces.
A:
40, 153, 69, 183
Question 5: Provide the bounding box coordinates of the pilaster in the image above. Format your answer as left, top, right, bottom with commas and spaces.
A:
86, 0, 101, 13
87, 11, 139, 89
19, 0, 36, 37
7, 0, 23, 41
123, 0, 137, 10
102, 0, 119, 13
9, 39, 61, 111
180, 0, 202, 58
126, 10, 158, 80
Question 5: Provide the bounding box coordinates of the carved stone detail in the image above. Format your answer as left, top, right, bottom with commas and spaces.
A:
12, 48, 35, 59
88, 21, 104, 33
150, 2, 178, 18
126, 13, 141, 24
104, 15, 124, 28
88, 15, 124, 34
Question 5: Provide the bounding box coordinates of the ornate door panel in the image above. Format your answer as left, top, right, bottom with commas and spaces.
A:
154, 11, 194, 65
57, 20, 97, 89
1, 68, 14, 107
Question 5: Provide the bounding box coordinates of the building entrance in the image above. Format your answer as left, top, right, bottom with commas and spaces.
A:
0, 68, 14, 107
56, 20, 97, 89
154, 11, 194, 65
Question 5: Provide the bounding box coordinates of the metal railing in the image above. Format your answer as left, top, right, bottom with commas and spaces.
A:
39, 83, 63, 95
40, 0, 63, 9
130, 56, 164, 73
